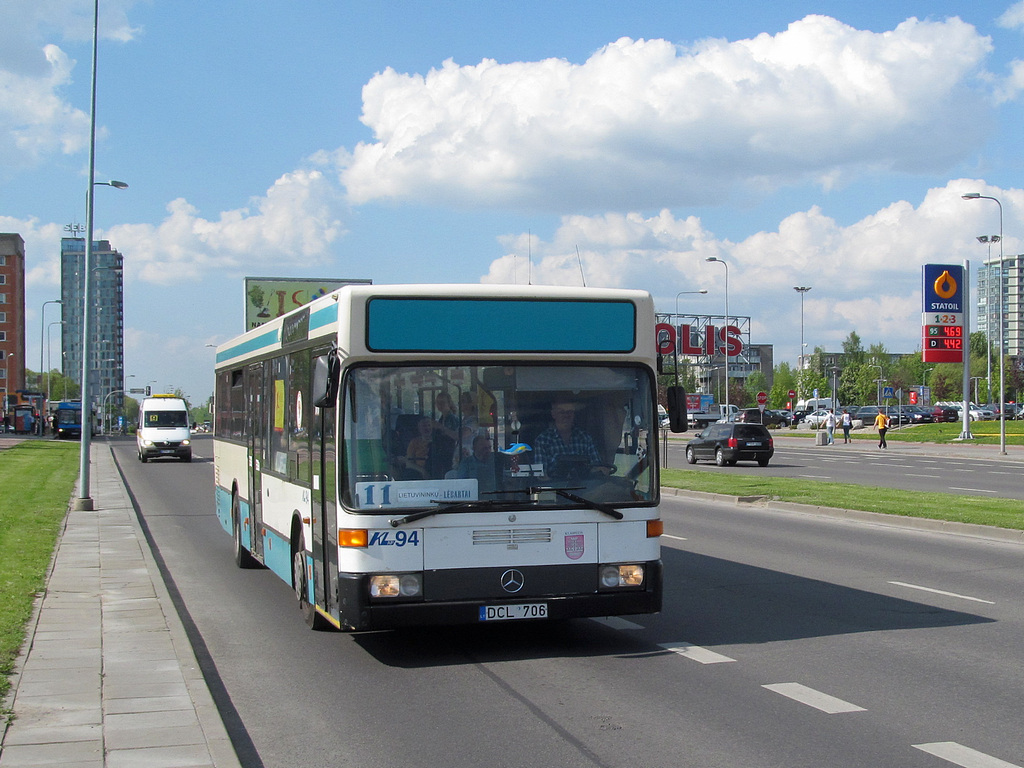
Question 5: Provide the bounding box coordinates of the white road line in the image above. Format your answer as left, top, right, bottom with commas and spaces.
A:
906, 473, 941, 478
913, 742, 1022, 768
591, 616, 644, 631
662, 534, 688, 542
888, 581, 994, 605
659, 642, 736, 664
798, 474, 832, 479
762, 683, 865, 714
949, 486, 998, 494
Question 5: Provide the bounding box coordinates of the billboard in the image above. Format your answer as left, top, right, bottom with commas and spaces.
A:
244, 277, 372, 330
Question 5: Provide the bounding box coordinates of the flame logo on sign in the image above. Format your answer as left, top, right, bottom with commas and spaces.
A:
934, 270, 957, 299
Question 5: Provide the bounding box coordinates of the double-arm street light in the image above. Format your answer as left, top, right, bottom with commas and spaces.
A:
38, 300, 62, 433
976, 234, 1001, 410
705, 257, 730, 411
962, 193, 1006, 455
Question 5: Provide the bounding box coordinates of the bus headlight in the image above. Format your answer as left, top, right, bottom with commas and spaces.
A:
599, 564, 645, 589
369, 573, 423, 599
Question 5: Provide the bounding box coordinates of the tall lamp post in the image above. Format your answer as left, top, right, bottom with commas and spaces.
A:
46, 321, 65, 404
705, 258, 730, 412
1, 353, 13, 425
962, 193, 1006, 455
76, 0, 128, 510
794, 286, 812, 404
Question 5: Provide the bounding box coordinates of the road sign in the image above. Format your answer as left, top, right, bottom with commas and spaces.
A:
788, 389, 795, 398
883, 386, 895, 399
128, 388, 145, 394
756, 391, 767, 411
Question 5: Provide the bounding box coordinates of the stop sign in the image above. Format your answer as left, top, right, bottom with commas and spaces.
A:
756, 391, 768, 410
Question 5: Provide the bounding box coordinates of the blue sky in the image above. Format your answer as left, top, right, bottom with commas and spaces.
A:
2, 0, 1023, 404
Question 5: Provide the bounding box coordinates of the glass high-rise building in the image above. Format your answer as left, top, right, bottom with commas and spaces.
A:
977, 254, 1023, 358
60, 238, 124, 415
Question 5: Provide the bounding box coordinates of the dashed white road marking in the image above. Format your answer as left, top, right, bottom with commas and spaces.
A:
949, 486, 998, 494
888, 581, 994, 605
662, 534, 688, 542
659, 642, 736, 664
762, 682, 866, 714
913, 742, 1022, 768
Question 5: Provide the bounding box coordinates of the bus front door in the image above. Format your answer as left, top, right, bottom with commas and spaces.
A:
311, 353, 339, 622
245, 362, 265, 561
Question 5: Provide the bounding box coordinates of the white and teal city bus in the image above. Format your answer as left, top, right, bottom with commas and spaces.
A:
213, 284, 664, 631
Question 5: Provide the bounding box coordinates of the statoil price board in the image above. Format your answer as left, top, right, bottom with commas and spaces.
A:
921, 264, 965, 364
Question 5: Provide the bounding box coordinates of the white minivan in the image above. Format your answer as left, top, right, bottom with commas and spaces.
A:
137, 395, 192, 462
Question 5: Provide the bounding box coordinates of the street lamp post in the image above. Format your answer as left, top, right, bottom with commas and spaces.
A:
673, 290, 708, 388
869, 364, 883, 407
1, 353, 13, 428
38, 300, 63, 434
706, 258, 730, 412
794, 286, 812, 404
976, 235, 1001, 402
46, 321, 65, 405
76, 0, 128, 510
962, 193, 1006, 455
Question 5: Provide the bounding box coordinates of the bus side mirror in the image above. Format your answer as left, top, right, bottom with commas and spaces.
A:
312, 350, 340, 408
667, 386, 688, 433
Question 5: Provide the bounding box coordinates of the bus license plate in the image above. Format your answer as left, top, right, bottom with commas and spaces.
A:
479, 603, 548, 621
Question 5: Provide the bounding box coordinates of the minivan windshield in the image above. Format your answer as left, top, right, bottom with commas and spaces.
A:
340, 363, 656, 512
144, 411, 189, 428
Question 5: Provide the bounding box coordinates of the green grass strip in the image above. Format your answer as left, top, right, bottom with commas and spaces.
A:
0, 442, 79, 703
662, 467, 1024, 530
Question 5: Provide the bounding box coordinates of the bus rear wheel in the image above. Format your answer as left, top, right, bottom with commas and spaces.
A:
292, 535, 332, 631
232, 495, 260, 569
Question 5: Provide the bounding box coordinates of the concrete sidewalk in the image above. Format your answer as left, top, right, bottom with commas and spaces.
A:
0, 441, 240, 768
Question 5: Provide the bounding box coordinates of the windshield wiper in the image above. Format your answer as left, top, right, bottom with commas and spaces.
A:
510, 486, 624, 520
389, 499, 500, 527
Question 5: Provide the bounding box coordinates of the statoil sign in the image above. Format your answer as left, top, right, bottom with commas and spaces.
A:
656, 321, 743, 357
921, 264, 964, 364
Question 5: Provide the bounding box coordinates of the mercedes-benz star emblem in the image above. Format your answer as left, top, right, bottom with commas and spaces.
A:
500, 569, 525, 593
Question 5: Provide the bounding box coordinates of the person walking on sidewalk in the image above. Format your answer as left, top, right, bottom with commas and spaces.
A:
824, 409, 837, 445
873, 410, 891, 449
840, 409, 853, 443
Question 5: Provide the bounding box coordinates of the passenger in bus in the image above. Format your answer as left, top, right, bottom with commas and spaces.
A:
534, 399, 609, 478
430, 392, 459, 475
455, 434, 497, 494
397, 416, 435, 479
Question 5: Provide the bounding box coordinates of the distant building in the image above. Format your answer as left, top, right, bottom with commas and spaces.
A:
977, 253, 1023, 358
0, 234, 26, 401
61, 238, 124, 416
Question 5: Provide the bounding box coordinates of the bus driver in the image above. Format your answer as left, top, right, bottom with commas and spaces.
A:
533, 398, 610, 478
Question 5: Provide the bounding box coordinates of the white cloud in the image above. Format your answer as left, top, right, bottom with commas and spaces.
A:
997, 1, 1024, 30
0, 0, 141, 175
342, 16, 993, 211
482, 180, 1021, 356
104, 170, 347, 286
6, 170, 347, 289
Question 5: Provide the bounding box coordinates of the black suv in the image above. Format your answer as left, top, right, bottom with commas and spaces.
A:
736, 408, 788, 428
685, 422, 774, 467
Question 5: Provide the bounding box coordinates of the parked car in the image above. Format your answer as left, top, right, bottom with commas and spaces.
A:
736, 408, 788, 428
685, 422, 774, 467
929, 405, 958, 423
899, 406, 934, 424
769, 409, 794, 427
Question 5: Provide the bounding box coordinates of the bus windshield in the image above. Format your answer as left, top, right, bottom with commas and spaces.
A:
340, 363, 656, 512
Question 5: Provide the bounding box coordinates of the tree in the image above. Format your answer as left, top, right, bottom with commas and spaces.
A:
744, 370, 769, 407
841, 332, 865, 367
769, 363, 797, 409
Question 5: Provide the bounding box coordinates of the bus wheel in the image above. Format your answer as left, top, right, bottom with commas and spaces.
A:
292, 535, 331, 631
232, 496, 260, 569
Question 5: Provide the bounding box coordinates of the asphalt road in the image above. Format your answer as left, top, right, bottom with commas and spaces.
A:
112, 435, 1024, 768
665, 433, 1024, 500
